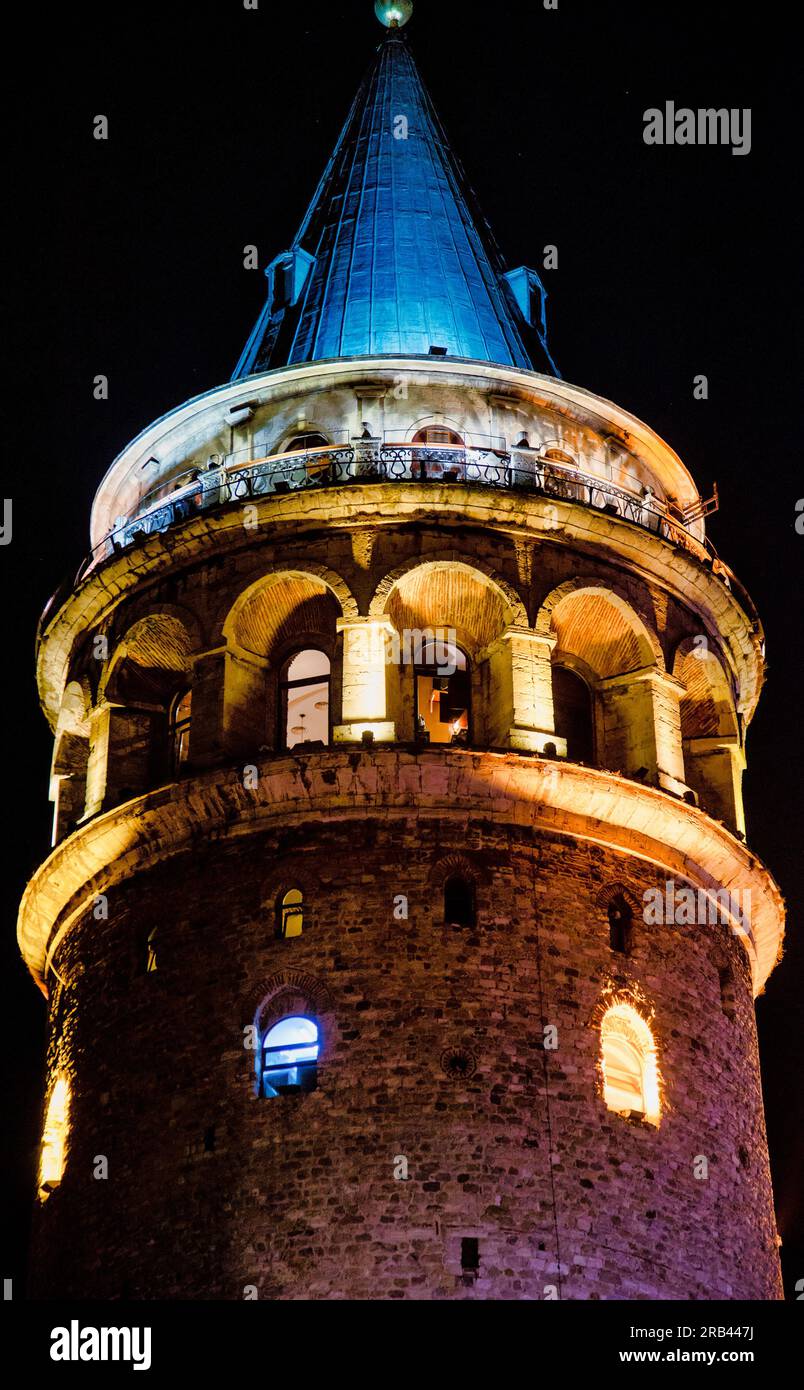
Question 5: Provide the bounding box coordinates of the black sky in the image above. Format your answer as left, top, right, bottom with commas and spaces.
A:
3, 0, 801, 1297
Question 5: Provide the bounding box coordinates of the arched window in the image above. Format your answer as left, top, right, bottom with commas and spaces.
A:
552, 666, 594, 765
280, 649, 330, 749
608, 895, 633, 955
283, 432, 329, 453
39, 1075, 70, 1199
277, 888, 304, 939
145, 927, 159, 974
412, 426, 464, 447
261, 1016, 319, 1097
170, 688, 192, 772
415, 639, 469, 746
542, 446, 577, 466
444, 874, 475, 928
600, 1004, 660, 1125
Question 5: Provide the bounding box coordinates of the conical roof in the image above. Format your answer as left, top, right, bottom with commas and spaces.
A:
233, 29, 557, 377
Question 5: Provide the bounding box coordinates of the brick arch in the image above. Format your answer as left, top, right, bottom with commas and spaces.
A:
99, 608, 200, 704
535, 577, 664, 675
594, 881, 643, 919
428, 852, 489, 889
671, 636, 739, 740
219, 564, 358, 656
589, 984, 656, 1032
370, 553, 527, 627
250, 970, 333, 1032
108, 598, 204, 655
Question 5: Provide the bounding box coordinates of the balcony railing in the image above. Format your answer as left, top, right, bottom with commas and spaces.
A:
63, 442, 754, 622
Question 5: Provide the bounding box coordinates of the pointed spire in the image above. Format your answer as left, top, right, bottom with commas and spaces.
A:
233, 21, 557, 379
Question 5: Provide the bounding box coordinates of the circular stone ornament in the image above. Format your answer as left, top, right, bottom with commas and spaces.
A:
440, 1047, 478, 1081
375, 1, 414, 28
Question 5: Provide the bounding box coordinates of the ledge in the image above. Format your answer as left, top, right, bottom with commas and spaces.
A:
18, 747, 784, 997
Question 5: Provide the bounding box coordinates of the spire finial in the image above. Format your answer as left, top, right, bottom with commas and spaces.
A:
375, 1, 413, 28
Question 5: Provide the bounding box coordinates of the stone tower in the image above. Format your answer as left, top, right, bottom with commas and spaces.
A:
22, 7, 784, 1300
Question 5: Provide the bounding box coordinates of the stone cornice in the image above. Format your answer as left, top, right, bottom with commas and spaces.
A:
18, 748, 784, 998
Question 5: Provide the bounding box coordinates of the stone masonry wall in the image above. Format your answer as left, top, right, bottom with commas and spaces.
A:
29, 815, 782, 1301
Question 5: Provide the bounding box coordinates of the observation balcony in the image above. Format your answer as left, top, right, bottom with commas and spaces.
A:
76, 438, 741, 598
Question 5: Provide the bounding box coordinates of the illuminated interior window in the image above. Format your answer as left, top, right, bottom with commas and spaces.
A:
145, 927, 158, 974
261, 1016, 319, 1098
38, 1075, 70, 1199
600, 1004, 660, 1125
444, 874, 475, 928
415, 640, 469, 746
278, 888, 304, 939
281, 649, 330, 749
170, 688, 192, 772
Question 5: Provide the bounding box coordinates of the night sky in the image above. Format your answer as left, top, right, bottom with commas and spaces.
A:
4, 0, 801, 1297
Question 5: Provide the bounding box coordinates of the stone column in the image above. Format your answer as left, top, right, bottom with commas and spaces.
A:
493, 627, 567, 754
84, 703, 166, 816
599, 667, 688, 794
191, 644, 269, 766
334, 616, 395, 743
49, 731, 89, 844
683, 736, 746, 835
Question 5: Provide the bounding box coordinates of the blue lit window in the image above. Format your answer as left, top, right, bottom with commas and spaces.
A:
261, 1016, 319, 1098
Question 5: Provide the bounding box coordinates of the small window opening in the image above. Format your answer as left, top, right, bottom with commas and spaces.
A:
719, 966, 736, 1020
203, 1126, 216, 1153
278, 888, 304, 939
261, 1016, 319, 1098
608, 895, 633, 955
460, 1237, 480, 1284
145, 927, 158, 974
444, 874, 475, 928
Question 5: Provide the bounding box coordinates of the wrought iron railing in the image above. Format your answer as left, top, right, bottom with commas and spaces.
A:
55, 442, 757, 626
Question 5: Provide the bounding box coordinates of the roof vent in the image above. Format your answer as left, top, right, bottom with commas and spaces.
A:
503, 266, 547, 334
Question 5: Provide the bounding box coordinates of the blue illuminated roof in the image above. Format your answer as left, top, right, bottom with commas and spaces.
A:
233, 30, 558, 378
